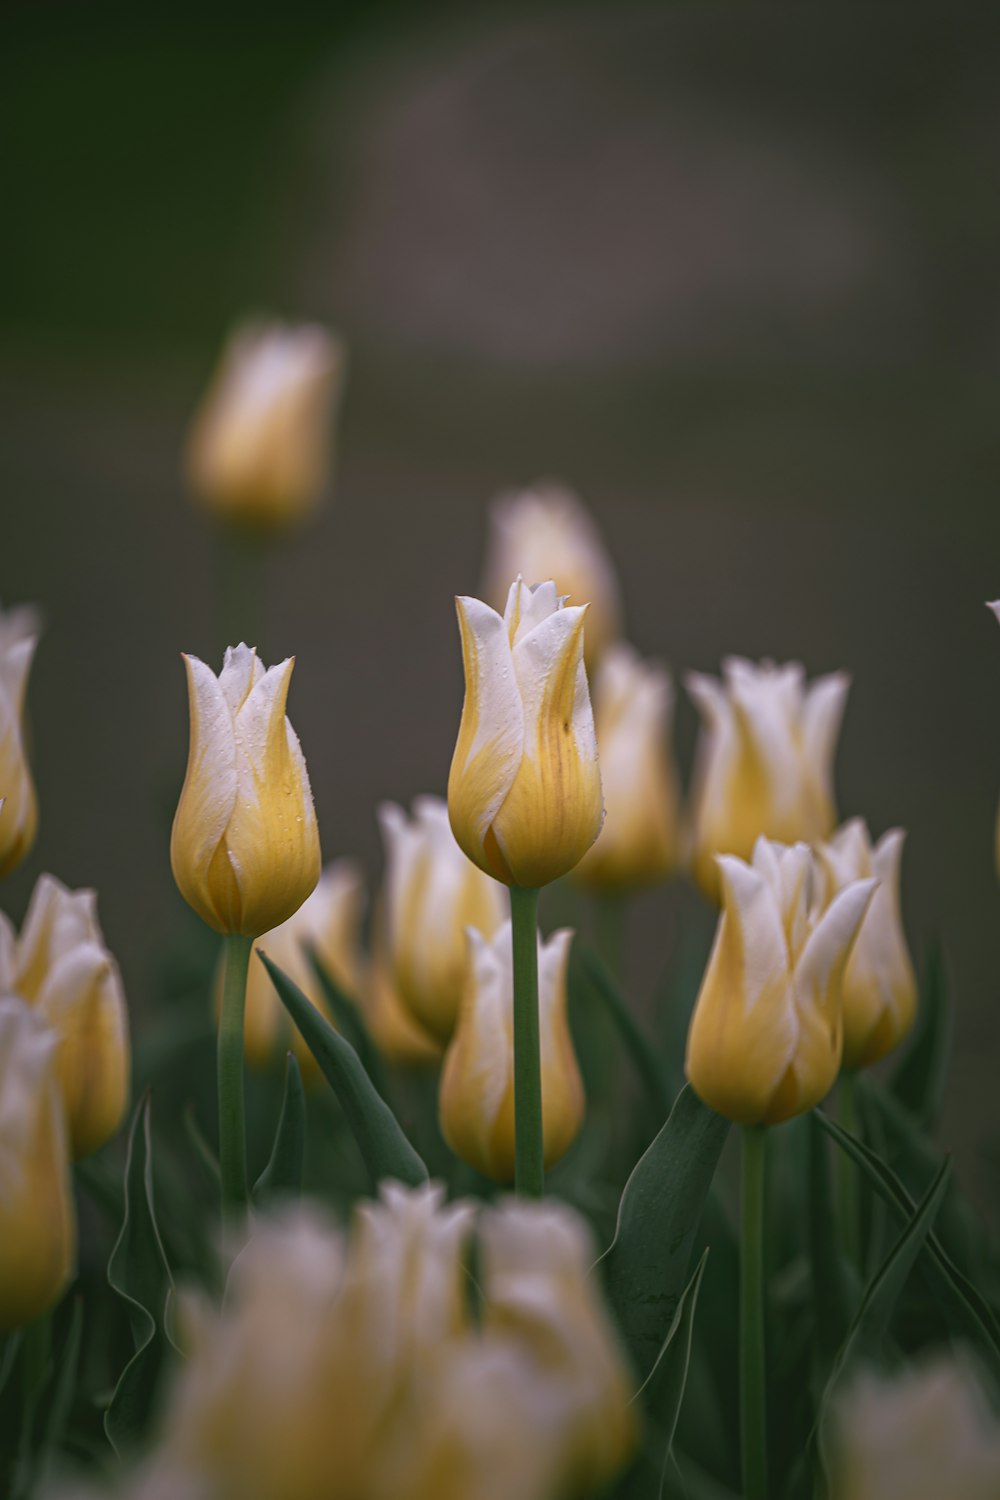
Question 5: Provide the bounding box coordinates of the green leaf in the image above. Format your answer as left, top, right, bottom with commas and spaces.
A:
260, 952, 428, 1190
253, 1052, 306, 1204
888, 943, 951, 1130
808, 1112, 854, 1370
597, 1084, 729, 1383
574, 944, 673, 1123
104, 1094, 177, 1455
306, 946, 392, 1103
36, 1299, 83, 1486
635, 1250, 709, 1500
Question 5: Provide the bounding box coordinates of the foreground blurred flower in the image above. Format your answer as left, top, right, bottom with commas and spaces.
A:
815, 819, 916, 1069
482, 484, 622, 666
378, 796, 506, 1043
575, 643, 680, 890
686, 657, 849, 901
171, 644, 320, 939
0, 602, 40, 879
129, 1182, 634, 1500
440, 922, 583, 1181
0, 874, 129, 1159
449, 579, 603, 889
686, 837, 876, 1124
830, 1357, 1000, 1500
0, 997, 75, 1330
186, 319, 346, 533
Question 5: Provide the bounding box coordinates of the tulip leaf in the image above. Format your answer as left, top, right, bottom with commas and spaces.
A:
182, 1102, 221, 1188
105, 1094, 177, 1455
260, 951, 428, 1190
306, 946, 393, 1103
888, 942, 951, 1131
253, 1052, 305, 1204
597, 1084, 730, 1383
574, 944, 674, 1123
808, 1112, 855, 1369
35, 1298, 84, 1487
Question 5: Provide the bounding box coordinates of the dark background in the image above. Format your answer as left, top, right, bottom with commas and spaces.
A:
3, 4, 999, 1207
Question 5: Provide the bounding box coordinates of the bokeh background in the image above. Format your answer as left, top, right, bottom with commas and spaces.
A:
4, 3, 1000, 1208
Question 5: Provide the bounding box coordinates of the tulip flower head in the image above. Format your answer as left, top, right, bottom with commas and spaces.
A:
686, 837, 876, 1124
186, 319, 346, 532
481, 483, 623, 665
171, 644, 320, 938
366, 931, 443, 1068
0, 997, 75, 1330
686, 657, 849, 901
449, 578, 604, 889
0, 874, 129, 1159
440, 921, 584, 1181
0, 602, 40, 879
815, 819, 917, 1069
378, 796, 506, 1044
575, 643, 680, 890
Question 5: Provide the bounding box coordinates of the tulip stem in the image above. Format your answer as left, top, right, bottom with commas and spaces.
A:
740, 1124, 768, 1500
838, 1070, 862, 1266
218, 933, 253, 1229
510, 885, 544, 1198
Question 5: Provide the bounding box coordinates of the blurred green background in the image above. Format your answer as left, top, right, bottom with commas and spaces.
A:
3, 4, 999, 1207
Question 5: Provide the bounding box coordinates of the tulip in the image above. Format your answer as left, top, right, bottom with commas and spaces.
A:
366, 933, 442, 1068
440, 922, 584, 1182
171, 643, 320, 939
448, 578, 604, 890
0, 873, 129, 1159
482, 483, 623, 665
685, 837, 876, 1125
377, 796, 506, 1043
575, 643, 680, 890
0, 997, 75, 1330
186, 319, 346, 532
0, 602, 40, 879
686, 657, 849, 901
815, 819, 917, 1069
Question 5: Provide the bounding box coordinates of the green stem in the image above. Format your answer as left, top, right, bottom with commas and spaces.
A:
218, 933, 253, 1229
740, 1125, 768, 1500
838, 1070, 862, 1265
510, 886, 544, 1198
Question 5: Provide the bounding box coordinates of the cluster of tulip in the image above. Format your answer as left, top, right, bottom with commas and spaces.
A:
1, 319, 999, 1500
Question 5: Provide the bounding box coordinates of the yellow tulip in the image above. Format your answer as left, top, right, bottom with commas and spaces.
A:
186, 319, 346, 532
481, 483, 623, 665
0, 602, 40, 879
449, 579, 604, 889
0, 997, 75, 1330
815, 819, 917, 1069
171, 644, 320, 938
377, 796, 506, 1043
686, 837, 875, 1124
365, 931, 442, 1068
575, 643, 680, 890
0, 874, 129, 1159
686, 657, 849, 901
440, 922, 584, 1181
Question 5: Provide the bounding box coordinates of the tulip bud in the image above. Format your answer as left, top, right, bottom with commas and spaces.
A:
377, 796, 506, 1043
686, 657, 849, 902
0, 997, 75, 1329
440, 921, 584, 1181
482, 483, 623, 665
366, 931, 443, 1067
575, 643, 680, 890
0, 874, 129, 1159
171, 644, 320, 938
0, 603, 40, 879
449, 579, 604, 889
186, 319, 346, 533
815, 819, 917, 1069
686, 837, 876, 1124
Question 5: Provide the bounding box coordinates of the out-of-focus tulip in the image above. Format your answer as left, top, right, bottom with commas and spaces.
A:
481, 484, 623, 666
575, 643, 680, 890
830, 1358, 1000, 1500
0, 997, 75, 1330
378, 797, 506, 1043
686, 657, 849, 901
0, 603, 40, 879
171, 644, 320, 938
449, 579, 604, 889
366, 932, 442, 1068
815, 819, 917, 1069
186, 320, 345, 533
0, 874, 129, 1159
686, 837, 875, 1124
440, 922, 583, 1181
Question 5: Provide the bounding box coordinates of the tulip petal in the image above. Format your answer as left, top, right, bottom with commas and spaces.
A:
218, 642, 263, 716
802, 671, 850, 786
170, 655, 240, 931
796, 876, 877, 1007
